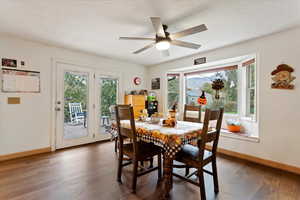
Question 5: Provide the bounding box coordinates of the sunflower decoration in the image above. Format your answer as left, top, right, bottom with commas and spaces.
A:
212, 78, 224, 99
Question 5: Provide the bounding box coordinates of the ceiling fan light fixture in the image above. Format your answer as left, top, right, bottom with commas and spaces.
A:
155, 40, 170, 51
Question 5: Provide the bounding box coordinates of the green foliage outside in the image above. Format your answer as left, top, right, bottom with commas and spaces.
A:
200, 70, 238, 113
167, 76, 179, 109
63, 72, 117, 123
168, 69, 239, 114
64, 72, 88, 122
221, 70, 238, 113
100, 79, 117, 116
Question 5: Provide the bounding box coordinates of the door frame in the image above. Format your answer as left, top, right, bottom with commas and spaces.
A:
51, 58, 123, 151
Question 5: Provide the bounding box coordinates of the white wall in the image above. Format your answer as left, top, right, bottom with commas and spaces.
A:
0, 34, 147, 155
147, 27, 300, 168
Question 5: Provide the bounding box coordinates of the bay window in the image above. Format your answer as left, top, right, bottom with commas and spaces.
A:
166, 55, 257, 136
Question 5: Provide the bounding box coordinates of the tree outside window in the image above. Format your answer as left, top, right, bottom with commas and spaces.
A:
167, 74, 180, 110
64, 72, 88, 122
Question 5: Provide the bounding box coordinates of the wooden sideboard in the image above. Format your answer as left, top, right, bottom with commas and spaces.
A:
124, 95, 146, 118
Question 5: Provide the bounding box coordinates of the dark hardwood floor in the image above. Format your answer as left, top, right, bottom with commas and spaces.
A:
0, 142, 300, 200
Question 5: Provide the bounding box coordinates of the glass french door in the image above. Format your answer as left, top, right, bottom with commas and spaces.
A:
96, 76, 119, 140
55, 63, 95, 149
55, 62, 119, 149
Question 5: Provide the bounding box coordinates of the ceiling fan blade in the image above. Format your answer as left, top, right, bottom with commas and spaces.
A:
161, 50, 170, 57
150, 17, 166, 38
171, 40, 201, 49
170, 24, 207, 39
133, 42, 155, 54
119, 37, 155, 41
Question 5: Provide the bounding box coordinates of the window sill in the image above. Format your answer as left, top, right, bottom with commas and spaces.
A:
240, 116, 257, 122
220, 129, 260, 143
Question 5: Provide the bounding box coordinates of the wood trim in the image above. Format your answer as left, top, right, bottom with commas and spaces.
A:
242, 58, 255, 67
167, 73, 180, 76
206, 146, 300, 175
184, 65, 238, 76
0, 147, 51, 162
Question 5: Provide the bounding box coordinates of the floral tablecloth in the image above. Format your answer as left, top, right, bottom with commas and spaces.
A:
120, 120, 203, 158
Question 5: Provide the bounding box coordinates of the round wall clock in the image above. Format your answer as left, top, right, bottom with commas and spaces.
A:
133, 77, 142, 85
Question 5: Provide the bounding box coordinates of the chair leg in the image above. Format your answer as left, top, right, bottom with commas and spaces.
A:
198, 168, 206, 200
171, 163, 174, 189
114, 138, 118, 153
150, 157, 154, 168
185, 166, 190, 176
117, 149, 123, 183
212, 158, 219, 194
132, 159, 138, 193
158, 154, 162, 180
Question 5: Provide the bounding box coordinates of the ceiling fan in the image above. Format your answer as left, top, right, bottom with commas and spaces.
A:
119, 17, 207, 56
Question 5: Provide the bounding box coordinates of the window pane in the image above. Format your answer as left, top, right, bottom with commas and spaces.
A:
185, 69, 238, 114
249, 89, 255, 115
167, 75, 179, 109
64, 72, 88, 140
247, 64, 255, 88
246, 63, 256, 117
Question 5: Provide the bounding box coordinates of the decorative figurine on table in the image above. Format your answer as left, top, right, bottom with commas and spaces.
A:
163, 102, 177, 127
169, 102, 177, 119
271, 64, 296, 89
197, 91, 207, 105
138, 109, 148, 121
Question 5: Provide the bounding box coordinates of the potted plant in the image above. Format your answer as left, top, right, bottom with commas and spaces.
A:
226, 119, 242, 133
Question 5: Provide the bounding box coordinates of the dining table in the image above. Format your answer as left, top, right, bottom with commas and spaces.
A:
119, 119, 204, 199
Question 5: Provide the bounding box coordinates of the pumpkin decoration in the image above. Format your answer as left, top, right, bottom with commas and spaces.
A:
212, 78, 224, 99
162, 118, 176, 127
164, 102, 178, 127
197, 91, 207, 105
227, 119, 242, 133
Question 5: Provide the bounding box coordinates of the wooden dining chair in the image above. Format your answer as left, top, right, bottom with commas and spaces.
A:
177, 104, 202, 175
172, 108, 224, 200
183, 104, 202, 123
115, 105, 162, 193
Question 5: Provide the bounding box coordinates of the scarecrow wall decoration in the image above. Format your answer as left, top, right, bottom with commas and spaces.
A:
271, 64, 296, 89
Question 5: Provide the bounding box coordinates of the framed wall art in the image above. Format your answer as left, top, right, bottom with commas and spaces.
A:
151, 78, 160, 90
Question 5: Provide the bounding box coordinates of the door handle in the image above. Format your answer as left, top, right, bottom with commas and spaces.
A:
55, 107, 61, 111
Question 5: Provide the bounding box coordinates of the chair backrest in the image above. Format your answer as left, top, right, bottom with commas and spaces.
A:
69, 103, 83, 114
183, 104, 202, 123
197, 107, 224, 160
115, 105, 138, 152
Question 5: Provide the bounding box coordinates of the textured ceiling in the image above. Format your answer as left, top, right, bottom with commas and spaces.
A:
0, 0, 299, 65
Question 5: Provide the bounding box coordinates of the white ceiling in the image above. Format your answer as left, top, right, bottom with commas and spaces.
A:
0, 0, 299, 66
